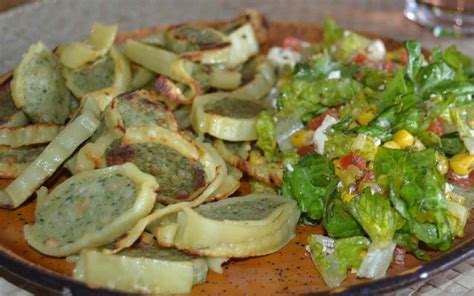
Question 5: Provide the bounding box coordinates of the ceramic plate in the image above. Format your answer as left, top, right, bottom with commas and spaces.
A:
0, 1, 473, 295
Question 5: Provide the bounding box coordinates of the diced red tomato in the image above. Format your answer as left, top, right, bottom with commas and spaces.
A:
307, 108, 339, 130
297, 145, 316, 157
282, 37, 306, 52
400, 49, 408, 65
361, 170, 375, 182
383, 60, 395, 73
427, 117, 445, 136
353, 52, 367, 64
448, 169, 474, 187
339, 151, 367, 170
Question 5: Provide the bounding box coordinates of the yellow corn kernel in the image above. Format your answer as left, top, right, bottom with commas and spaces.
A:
290, 130, 312, 148
435, 152, 449, 175
449, 153, 474, 176
393, 129, 414, 149
249, 150, 266, 165
383, 141, 400, 149
357, 104, 377, 126
342, 192, 355, 203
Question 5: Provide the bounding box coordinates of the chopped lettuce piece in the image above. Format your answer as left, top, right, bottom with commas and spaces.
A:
405, 41, 423, 82
450, 105, 474, 154
333, 32, 370, 62
256, 111, 277, 160
308, 235, 369, 288
323, 191, 363, 238
347, 189, 400, 248
281, 154, 337, 221
356, 242, 396, 279
394, 232, 431, 260
446, 200, 469, 238
324, 131, 380, 160
375, 148, 453, 251
322, 17, 344, 49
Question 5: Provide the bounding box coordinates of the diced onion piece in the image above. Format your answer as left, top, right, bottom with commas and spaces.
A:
24, 163, 157, 256
313, 115, 338, 155
0, 124, 61, 147
275, 115, 304, 152
0, 98, 101, 209
225, 24, 259, 68
191, 92, 266, 141
153, 193, 300, 257
267, 46, 301, 70
366, 40, 386, 62
73, 246, 207, 294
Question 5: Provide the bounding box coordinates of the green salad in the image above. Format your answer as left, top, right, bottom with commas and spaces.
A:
260, 18, 474, 287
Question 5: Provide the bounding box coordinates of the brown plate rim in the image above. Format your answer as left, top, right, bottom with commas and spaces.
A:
0, 19, 473, 295
1, 238, 473, 295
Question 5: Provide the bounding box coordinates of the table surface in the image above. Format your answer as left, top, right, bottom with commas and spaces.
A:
0, 1, 473, 295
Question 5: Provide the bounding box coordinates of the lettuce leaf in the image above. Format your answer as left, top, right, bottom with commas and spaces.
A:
323, 191, 363, 238
375, 147, 453, 251
281, 154, 337, 221
347, 189, 400, 248
255, 111, 277, 160
308, 235, 369, 288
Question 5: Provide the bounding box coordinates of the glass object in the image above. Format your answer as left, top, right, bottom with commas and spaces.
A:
405, 0, 474, 36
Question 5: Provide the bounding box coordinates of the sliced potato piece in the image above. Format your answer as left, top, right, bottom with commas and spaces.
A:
63, 55, 115, 98
230, 56, 276, 100
11, 42, 72, 124
154, 193, 300, 257
0, 73, 29, 128
0, 124, 61, 148
60, 23, 118, 69
0, 145, 45, 178
104, 126, 210, 204
24, 162, 157, 257
124, 40, 179, 79
77, 46, 131, 111
105, 89, 178, 135
225, 23, 259, 68
191, 92, 267, 141
125, 41, 201, 104
166, 26, 231, 64
0, 98, 101, 209
68, 91, 178, 174
131, 64, 156, 90
73, 245, 207, 294
107, 142, 227, 254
